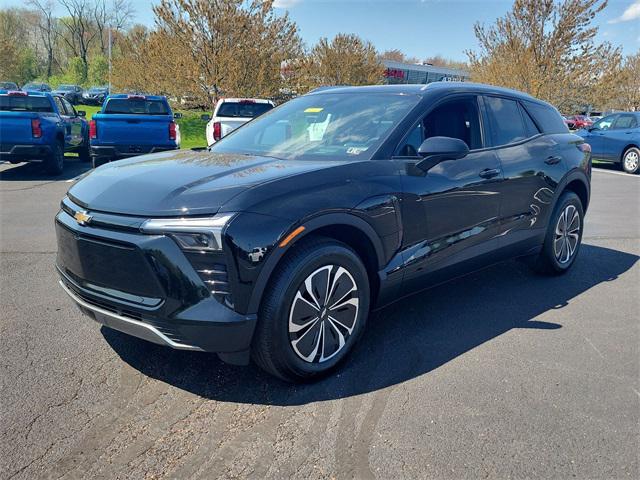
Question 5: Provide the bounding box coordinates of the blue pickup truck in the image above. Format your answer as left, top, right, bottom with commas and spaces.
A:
90, 94, 181, 167
0, 90, 89, 174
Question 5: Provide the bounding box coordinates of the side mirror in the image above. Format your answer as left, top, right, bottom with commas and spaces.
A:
416, 136, 469, 171
173, 112, 183, 119
200, 114, 211, 122
77, 110, 86, 117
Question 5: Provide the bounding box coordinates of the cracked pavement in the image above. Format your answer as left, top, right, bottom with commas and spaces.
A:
1, 159, 638, 479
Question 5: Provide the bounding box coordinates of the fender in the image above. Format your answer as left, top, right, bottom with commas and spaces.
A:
245, 211, 387, 314
551, 167, 591, 218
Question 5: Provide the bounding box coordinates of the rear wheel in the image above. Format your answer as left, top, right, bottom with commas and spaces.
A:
252, 237, 370, 382
92, 156, 110, 168
621, 147, 640, 174
45, 141, 64, 175
531, 191, 584, 275
78, 137, 90, 162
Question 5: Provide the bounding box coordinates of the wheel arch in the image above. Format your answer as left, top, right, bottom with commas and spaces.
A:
247, 212, 386, 314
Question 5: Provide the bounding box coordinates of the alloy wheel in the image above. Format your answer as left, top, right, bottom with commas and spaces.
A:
623, 150, 639, 173
288, 265, 359, 363
553, 204, 580, 264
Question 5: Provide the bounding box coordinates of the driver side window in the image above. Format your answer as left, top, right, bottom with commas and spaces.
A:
593, 115, 617, 131
395, 96, 482, 157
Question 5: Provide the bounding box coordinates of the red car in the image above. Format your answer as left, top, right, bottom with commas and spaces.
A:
566, 115, 593, 130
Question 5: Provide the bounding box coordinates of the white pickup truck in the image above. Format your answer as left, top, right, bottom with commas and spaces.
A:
204, 98, 275, 146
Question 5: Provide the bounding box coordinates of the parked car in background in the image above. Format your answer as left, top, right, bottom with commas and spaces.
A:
53, 84, 84, 105
577, 112, 640, 174
0, 81, 19, 90
56, 83, 592, 381
89, 94, 181, 168
0, 90, 89, 174
203, 98, 274, 146
22, 82, 52, 92
82, 86, 109, 106
563, 115, 576, 130
566, 115, 593, 130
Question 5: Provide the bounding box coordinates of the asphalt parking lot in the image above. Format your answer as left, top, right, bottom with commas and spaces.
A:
1, 159, 638, 479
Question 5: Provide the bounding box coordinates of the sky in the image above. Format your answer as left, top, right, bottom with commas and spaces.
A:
1, 0, 638, 61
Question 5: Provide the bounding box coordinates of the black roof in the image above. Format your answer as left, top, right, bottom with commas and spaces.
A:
308, 82, 541, 104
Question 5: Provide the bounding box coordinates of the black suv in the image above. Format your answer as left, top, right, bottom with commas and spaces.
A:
55, 83, 591, 381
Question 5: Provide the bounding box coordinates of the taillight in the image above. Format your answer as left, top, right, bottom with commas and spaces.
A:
213, 121, 222, 141
89, 120, 97, 139
169, 121, 177, 140
31, 118, 42, 138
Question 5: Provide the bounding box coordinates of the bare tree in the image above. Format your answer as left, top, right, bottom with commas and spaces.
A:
94, 0, 135, 55
57, 0, 100, 79
26, 0, 58, 78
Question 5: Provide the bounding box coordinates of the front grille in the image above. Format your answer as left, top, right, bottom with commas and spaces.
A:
184, 251, 233, 308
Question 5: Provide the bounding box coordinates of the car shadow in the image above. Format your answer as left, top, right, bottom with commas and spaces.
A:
0, 157, 92, 181
102, 243, 638, 405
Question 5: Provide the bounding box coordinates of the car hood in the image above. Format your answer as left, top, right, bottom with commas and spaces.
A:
68, 149, 347, 216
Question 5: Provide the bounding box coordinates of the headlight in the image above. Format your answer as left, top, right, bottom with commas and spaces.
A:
140, 213, 235, 251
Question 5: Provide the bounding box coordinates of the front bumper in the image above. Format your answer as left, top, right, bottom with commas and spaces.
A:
90, 145, 178, 161
0, 143, 52, 162
55, 201, 256, 363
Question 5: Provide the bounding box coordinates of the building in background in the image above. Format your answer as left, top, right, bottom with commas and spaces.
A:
382, 60, 469, 85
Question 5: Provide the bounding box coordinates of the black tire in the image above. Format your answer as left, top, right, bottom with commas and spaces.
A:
78, 138, 90, 162
621, 147, 640, 174
92, 156, 110, 168
531, 191, 584, 275
251, 236, 370, 382
45, 140, 64, 175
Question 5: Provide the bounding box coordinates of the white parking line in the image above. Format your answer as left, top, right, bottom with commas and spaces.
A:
593, 167, 639, 178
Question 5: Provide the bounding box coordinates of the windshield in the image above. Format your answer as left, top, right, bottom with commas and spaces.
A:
0, 95, 53, 112
217, 101, 273, 118
103, 98, 169, 115
23, 83, 41, 90
89, 88, 107, 93
210, 93, 420, 161
58, 85, 74, 91
0, 82, 17, 89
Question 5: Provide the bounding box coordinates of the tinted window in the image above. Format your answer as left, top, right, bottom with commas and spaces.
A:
612, 114, 637, 129
520, 104, 540, 137
61, 98, 76, 116
104, 99, 170, 115
485, 96, 528, 146
53, 96, 66, 114
211, 93, 420, 161
217, 102, 273, 118
0, 82, 18, 90
396, 123, 424, 157
0, 95, 53, 112
523, 101, 568, 134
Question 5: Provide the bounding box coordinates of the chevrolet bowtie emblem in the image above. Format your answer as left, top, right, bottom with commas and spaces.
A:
74, 210, 92, 225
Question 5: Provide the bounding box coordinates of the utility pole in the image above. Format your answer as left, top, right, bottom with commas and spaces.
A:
108, 27, 112, 94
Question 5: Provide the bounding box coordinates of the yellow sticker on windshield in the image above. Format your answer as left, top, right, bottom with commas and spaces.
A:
304, 107, 324, 113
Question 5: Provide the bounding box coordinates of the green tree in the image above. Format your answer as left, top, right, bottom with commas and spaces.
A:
89, 54, 108, 85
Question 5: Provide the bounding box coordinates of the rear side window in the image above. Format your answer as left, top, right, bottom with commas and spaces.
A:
612, 114, 637, 129
104, 99, 169, 115
0, 95, 53, 112
484, 96, 528, 146
216, 102, 273, 118
523, 101, 568, 134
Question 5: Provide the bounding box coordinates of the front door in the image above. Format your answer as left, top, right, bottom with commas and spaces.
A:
395, 94, 503, 294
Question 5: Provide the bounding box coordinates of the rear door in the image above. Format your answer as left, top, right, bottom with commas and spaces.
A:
395, 94, 503, 294
61, 97, 83, 147
487, 97, 567, 254
605, 113, 638, 163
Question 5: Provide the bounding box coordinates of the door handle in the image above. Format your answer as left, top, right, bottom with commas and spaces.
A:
545, 155, 562, 165
479, 168, 500, 179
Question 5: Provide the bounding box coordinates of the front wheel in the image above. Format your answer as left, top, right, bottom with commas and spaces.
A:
252, 237, 370, 382
621, 147, 640, 174
531, 191, 584, 275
